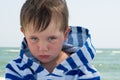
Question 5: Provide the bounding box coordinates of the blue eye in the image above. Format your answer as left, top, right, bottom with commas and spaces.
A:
48, 36, 57, 41
31, 37, 39, 41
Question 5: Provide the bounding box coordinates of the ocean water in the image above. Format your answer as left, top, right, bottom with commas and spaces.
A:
0, 47, 120, 80
0, 47, 19, 77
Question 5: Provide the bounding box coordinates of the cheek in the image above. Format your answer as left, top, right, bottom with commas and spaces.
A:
49, 40, 64, 52
27, 41, 38, 53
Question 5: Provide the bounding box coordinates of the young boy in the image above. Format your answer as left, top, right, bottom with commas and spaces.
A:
5, 0, 100, 80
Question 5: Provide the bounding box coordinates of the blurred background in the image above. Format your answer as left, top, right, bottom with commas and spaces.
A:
0, 0, 120, 80
0, 0, 120, 48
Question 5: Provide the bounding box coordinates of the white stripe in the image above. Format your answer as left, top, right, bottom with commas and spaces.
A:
16, 57, 27, 68
71, 53, 83, 66
79, 64, 92, 74
71, 27, 78, 46
78, 72, 100, 79
81, 46, 93, 62
30, 62, 40, 72
6, 68, 20, 78
22, 54, 29, 63
87, 38, 96, 56
82, 28, 88, 44
53, 68, 64, 76
61, 60, 72, 71
16, 55, 29, 68
10, 61, 32, 76
37, 69, 49, 79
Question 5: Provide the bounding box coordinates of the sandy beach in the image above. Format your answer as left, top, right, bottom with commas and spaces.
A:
0, 77, 5, 80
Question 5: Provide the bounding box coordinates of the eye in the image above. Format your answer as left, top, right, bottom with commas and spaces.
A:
48, 36, 57, 42
30, 37, 39, 41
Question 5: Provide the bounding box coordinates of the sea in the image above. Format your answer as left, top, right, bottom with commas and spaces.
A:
0, 47, 120, 80
0, 47, 19, 78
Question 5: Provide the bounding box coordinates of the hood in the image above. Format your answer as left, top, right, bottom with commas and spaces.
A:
19, 26, 96, 71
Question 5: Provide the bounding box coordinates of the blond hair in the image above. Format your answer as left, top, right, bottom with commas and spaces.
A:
20, 0, 69, 32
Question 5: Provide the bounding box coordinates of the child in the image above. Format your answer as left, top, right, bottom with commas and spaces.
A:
5, 0, 100, 80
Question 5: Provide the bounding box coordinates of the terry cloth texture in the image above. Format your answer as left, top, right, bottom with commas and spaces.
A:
5, 26, 100, 80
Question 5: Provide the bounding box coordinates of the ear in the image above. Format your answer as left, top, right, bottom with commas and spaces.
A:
20, 27, 25, 35
64, 26, 71, 41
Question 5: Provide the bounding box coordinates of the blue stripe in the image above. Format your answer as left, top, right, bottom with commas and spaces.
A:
85, 64, 96, 73
6, 73, 22, 80
76, 26, 82, 33
85, 42, 94, 59
66, 69, 84, 76
14, 58, 22, 63
10, 59, 43, 75
78, 76, 100, 80
35, 66, 44, 73
77, 50, 88, 64
47, 73, 62, 77
85, 28, 89, 37
17, 59, 33, 70
6, 64, 21, 76
57, 64, 68, 72
67, 29, 73, 45
66, 57, 77, 69
22, 41, 27, 49
23, 74, 35, 80
20, 50, 24, 58
77, 27, 83, 47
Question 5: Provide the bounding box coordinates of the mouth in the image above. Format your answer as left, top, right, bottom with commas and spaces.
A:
39, 55, 50, 59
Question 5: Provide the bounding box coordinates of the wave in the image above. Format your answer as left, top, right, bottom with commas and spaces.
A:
5, 49, 19, 53
112, 50, 120, 54
96, 50, 103, 53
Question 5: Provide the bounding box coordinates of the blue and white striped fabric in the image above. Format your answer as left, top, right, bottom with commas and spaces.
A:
5, 26, 100, 80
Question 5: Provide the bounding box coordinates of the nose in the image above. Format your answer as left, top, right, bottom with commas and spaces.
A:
38, 41, 49, 52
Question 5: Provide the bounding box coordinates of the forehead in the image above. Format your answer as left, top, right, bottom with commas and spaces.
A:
25, 17, 61, 33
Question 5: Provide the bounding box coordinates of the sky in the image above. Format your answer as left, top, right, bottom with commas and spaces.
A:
0, 0, 120, 48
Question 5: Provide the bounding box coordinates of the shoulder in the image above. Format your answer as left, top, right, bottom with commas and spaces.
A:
5, 57, 24, 79
6, 57, 22, 68
65, 63, 100, 80
5, 56, 32, 74
6, 57, 25, 74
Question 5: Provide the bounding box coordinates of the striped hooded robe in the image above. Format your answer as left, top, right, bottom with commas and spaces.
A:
5, 26, 100, 80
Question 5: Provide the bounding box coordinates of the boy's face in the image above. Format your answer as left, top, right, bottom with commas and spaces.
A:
21, 19, 70, 64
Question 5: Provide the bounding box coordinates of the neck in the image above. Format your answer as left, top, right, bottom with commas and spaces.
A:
41, 51, 69, 73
